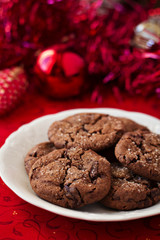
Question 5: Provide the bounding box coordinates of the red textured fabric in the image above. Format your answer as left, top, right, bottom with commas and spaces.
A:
0, 89, 160, 240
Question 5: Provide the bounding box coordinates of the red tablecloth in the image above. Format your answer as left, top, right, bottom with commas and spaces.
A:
0, 88, 160, 240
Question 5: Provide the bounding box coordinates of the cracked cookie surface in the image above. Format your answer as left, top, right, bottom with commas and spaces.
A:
24, 142, 56, 175
29, 147, 111, 208
115, 130, 160, 181
48, 113, 148, 151
101, 162, 160, 210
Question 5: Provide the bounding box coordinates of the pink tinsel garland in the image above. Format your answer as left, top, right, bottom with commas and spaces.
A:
0, 0, 160, 98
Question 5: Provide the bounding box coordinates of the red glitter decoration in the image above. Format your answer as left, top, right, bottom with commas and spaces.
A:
0, 66, 28, 115
0, 0, 160, 99
35, 45, 85, 98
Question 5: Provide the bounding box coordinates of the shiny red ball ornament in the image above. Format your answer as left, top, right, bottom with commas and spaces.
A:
35, 46, 86, 98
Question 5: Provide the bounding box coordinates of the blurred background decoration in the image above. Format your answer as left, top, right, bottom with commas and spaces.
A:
0, 0, 160, 115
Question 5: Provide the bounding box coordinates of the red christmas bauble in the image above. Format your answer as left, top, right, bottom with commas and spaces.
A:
35, 46, 86, 98
0, 66, 28, 115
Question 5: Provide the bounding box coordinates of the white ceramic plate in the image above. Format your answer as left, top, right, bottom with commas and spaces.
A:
0, 108, 160, 222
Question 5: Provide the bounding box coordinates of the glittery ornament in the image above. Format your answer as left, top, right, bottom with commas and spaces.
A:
35, 46, 85, 98
132, 10, 160, 51
0, 66, 28, 115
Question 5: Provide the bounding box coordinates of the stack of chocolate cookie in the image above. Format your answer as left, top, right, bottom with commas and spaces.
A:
24, 113, 160, 210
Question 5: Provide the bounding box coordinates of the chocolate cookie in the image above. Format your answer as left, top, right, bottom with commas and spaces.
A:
48, 113, 148, 151
29, 147, 111, 209
119, 117, 149, 133
101, 162, 160, 210
24, 142, 56, 175
115, 130, 160, 181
